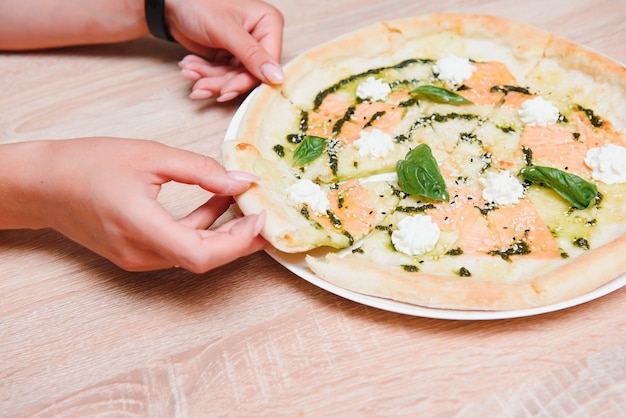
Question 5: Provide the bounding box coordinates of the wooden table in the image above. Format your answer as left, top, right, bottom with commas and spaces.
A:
1, 0, 625, 416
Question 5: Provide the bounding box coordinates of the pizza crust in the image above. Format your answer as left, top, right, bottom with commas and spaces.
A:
307, 232, 626, 311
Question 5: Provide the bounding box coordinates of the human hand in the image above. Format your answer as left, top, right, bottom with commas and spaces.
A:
167, 0, 284, 101
3, 138, 266, 272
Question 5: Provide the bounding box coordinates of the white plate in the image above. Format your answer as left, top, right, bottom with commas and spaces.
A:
225, 89, 626, 320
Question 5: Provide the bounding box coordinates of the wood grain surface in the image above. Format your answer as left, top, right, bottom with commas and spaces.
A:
1, 0, 625, 416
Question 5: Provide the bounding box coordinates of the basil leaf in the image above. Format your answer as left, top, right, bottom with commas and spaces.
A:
411, 85, 473, 105
520, 165, 598, 209
293, 135, 326, 165
396, 144, 450, 201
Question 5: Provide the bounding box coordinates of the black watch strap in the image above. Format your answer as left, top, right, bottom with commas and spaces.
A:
145, 0, 176, 42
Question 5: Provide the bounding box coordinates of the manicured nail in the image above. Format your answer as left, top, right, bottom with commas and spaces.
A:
261, 62, 284, 84
254, 210, 266, 236
180, 69, 202, 81
189, 89, 214, 100
178, 56, 191, 66
217, 91, 239, 102
227, 170, 260, 183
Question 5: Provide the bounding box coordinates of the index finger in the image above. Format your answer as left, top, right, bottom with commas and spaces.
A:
149, 143, 257, 195
217, 11, 284, 84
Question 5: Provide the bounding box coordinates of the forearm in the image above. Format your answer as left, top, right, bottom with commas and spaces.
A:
0, 0, 149, 50
0, 141, 55, 230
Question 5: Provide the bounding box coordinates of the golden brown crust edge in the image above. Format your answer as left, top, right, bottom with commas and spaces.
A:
307, 232, 626, 311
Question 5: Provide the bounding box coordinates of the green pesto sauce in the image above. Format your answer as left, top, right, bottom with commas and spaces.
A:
395, 204, 435, 213
497, 125, 517, 134
457, 267, 472, 277
573, 237, 590, 250
521, 146, 533, 166
299, 206, 325, 231
446, 247, 463, 256
577, 105, 603, 128
327, 210, 342, 229
375, 224, 394, 235
489, 85, 532, 95
394, 134, 411, 143
459, 131, 481, 145
343, 231, 355, 246
332, 106, 355, 136
273, 144, 285, 157
488, 239, 532, 262
477, 202, 497, 216
429, 112, 483, 124
337, 194, 345, 209
363, 110, 386, 128
299, 204, 353, 246
328, 152, 339, 176
312, 58, 433, 110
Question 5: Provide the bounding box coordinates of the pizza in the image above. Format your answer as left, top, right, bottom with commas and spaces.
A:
221, 13, 626, 311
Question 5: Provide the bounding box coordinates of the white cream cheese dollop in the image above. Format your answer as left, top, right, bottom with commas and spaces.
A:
584, 143, 626, 184
356, 76, 391, 101
391, 214, 440, 256
286, 179, 330, 214
518, 96, 560, 126
433, 55, 476, 86
353, 128, 394, 158
479, 171, 525, 206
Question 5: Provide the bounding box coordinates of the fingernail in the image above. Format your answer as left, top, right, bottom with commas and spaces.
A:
178, 56, 191, 66
189, 89, 214, 100
261, 62, 284, 84
180, 69, 202, 81
254, 210, 266, 236
227, 170, 260, 183
217, 91, 239, 102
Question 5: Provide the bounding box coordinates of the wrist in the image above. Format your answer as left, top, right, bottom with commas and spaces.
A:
0, 141, 52, 230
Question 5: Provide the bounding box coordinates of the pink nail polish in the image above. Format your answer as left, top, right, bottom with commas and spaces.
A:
189, 89, 214, 100
261, 63, 284, 84
217, 91, 239, 102
180, 69, 202, 81
227, 170, 259, 183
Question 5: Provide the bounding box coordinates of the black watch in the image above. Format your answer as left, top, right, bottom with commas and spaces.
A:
145, 0, 176, 42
